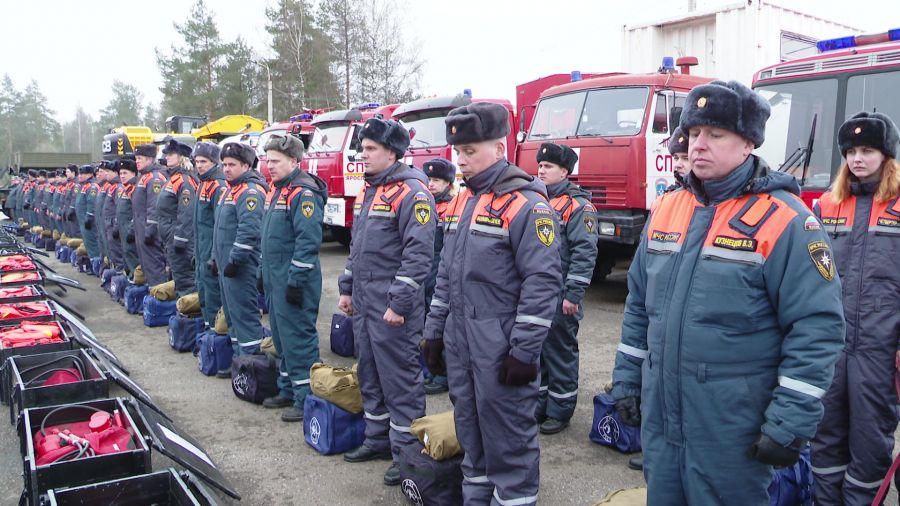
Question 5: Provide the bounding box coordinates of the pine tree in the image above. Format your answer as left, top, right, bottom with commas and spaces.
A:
98, 80, 144, 130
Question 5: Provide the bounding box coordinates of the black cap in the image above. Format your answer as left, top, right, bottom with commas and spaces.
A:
536, 143, 578, 173
680, 80, 770, 148
358, 118, 410, 158
134, 144, 157, 158
445, 102, 510, 145
668, 127, 689, 155
221, 142, 257, 167
162, 139, 193, 157
422, 158, 456, 183
838, 111, 900, 159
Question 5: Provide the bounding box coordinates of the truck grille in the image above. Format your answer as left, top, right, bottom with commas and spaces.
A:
571, 174, 628, 208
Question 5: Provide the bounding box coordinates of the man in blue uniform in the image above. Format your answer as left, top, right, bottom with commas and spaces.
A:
192, 142, 228, 329
611, 80, 846, 504
212, 142, 267, 373
259, 134, 327, 422
338, 118, 435, 486
132, 144, 168, 286
158, 139, 198, 296
423, 103, 562, 506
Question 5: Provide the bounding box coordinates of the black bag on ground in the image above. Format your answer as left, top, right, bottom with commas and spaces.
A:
398, 442, 464, 506
330, 313, 355, 357
231, 354, 278, 404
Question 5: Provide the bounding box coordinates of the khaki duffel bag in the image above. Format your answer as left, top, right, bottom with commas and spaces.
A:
149, 280, 176, 301
309, 363, 363, 414
41, 229, 53, 238
214, 307, 228, 335
176, 292, 201, 315
52, 230, 61, 241
75, 245, 87, 256
592, 488, 647, 505
31, 226, 42, 234
133, 265, 145, 285
260, 336, 277, 359
67, 238, 83, 248
410, 411, 462, 461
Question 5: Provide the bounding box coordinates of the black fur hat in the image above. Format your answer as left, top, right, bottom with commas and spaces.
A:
78, 164, 95, 175
192, 142, 221, 163
445, 102, 510, 145
221, 142, 258, 167
838, 111, 900, 159
38, 170, 47, 178
358, 118, 409, 158
423, 158, 456, 183
680, 80, 770, 148
536, 142, 578, 173
28, 170, 38, 178
668, 127, 689, 155
162, 139, 193, 157
134, 144, 157, 159
66, 163, 78, 172
115, 158, 137, 174
263, 134, 305, 160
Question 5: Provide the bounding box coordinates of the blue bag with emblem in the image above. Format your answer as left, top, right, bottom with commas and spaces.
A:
109, 274, 127, 303
398, 442, 464, 506
589, 393, 641, 453
55, 244, 70, 261
230, 354, 278, 404
125, 283, 149, 314
330, 313, 355, 358
100, 268, 115, 289
197, 330, 233, 376
68, 248, 78, 266
168, 313, 206, 352
91, 257, 102, 277
767, 447, 813, 506
143, 295, 177, 327
303, 393, 366, 455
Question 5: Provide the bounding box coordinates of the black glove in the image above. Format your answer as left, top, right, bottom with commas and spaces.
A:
174, 245, 186, 254
23, 203, 30, 210
422, 339, 446, 376
208, 259, 218, 276
748, 434, 801, 468
223, 263, 238, 278
498, 355, 537, 386
67, 210, 75, 221
615, 396, 642, 427
84, 218, 93, 230
285, 285, 302, 306
143, 234, 154, 246
112, 229, 119, 240
126, 231, 135, 244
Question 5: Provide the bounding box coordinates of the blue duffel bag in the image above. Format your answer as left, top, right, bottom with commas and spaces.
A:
589, 393, 641, 453
91, 257, 103, 277
768, 447, 813, 506
34, 236, 45, 248
143, 295, 177, 327
109, 274, 128, 303
330, 313, 355, 358
398, 442, 464, 506
303, 393, 366, 455
125, 283, 149, 314
55, 243, 69, 261
197, 330, 233, 376
68, 248, 78, 266
100, 268, 115, 289
168, 313, 205, 352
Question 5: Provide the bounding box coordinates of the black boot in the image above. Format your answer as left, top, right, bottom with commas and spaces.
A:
344, 445, 392, 463
628, 456, 643, 471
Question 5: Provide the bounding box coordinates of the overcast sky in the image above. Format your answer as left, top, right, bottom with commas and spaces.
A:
2, 0, 898, 123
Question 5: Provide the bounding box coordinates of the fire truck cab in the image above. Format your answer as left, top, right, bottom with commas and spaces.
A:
307, 103, 399, 246
753, 28, 900, 208
515, 59, 711, 279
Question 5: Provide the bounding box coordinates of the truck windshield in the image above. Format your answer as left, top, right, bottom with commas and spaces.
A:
256, 129, 287, 156
529, 87, 649, 140
754, 79, 838, 189
845, 70, 900, 126
397, 109, 450, 148
308, 124, 350, 154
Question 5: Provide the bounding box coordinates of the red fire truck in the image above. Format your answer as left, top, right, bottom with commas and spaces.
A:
514, 58, 711, 279
305, 103, 399, 246
752, 28, 900, 208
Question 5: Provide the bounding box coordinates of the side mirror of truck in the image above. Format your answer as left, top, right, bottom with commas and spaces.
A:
669, 107, 683, 132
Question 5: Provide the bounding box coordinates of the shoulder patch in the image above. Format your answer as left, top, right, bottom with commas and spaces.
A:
246, 188, 259, 195
535, 217, 555, 246
803, 216, 821, 231
181, 194, 191, 206
414, 202, 431, 225
152, 182, 162, 193
807, 240, 835, 281
413, 191, 430, 202
301, 201, 314, 219
584, 213, 597, 234
301, 189, 314, 197
583, 202, 596, 213
246, 196, 259, 211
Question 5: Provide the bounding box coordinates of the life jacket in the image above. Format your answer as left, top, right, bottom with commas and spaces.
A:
0, 255, 36, 271
0, 321, 63, 349
0, 271, 41, 284
0, 302, 52, 320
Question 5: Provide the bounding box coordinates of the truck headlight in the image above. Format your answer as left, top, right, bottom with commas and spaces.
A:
599, 222, 616, 236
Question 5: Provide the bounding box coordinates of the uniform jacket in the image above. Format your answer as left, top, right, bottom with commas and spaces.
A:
547, 180, 599, 306
213, 170, 268, 268
424, 160, 563, 365
193, 165, 228, 267
338, 162, 436, 318
261, 168, 327, 288
157, 165, 198, 250
612, 155, 846, 447
815, 181, 900, 354
133, 163, 167, 241
424, 187, 454, 303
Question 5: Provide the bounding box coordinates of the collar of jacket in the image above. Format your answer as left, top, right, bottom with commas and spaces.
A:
364, 161, 402, 187
275, 167, 302, 189
547, 180, 570, 199
434, 186, 454, 203
464, 159, 509, 195
199, 164, 224, 182
849, 174, 880, 196
685, 155, 756, 205
126, 175, 138, 185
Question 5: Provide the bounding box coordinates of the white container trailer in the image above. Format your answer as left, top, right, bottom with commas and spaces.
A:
622, 1, 860, 84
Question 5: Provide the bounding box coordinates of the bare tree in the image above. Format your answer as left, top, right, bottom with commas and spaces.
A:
353, 0, 424, 104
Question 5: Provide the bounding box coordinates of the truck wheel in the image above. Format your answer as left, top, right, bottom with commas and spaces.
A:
332, 227, 352, 247
592, 257, 615, 283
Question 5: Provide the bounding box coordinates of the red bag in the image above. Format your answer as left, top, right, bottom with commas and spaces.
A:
0, 255, 35, 271
0, 286, 37, 299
